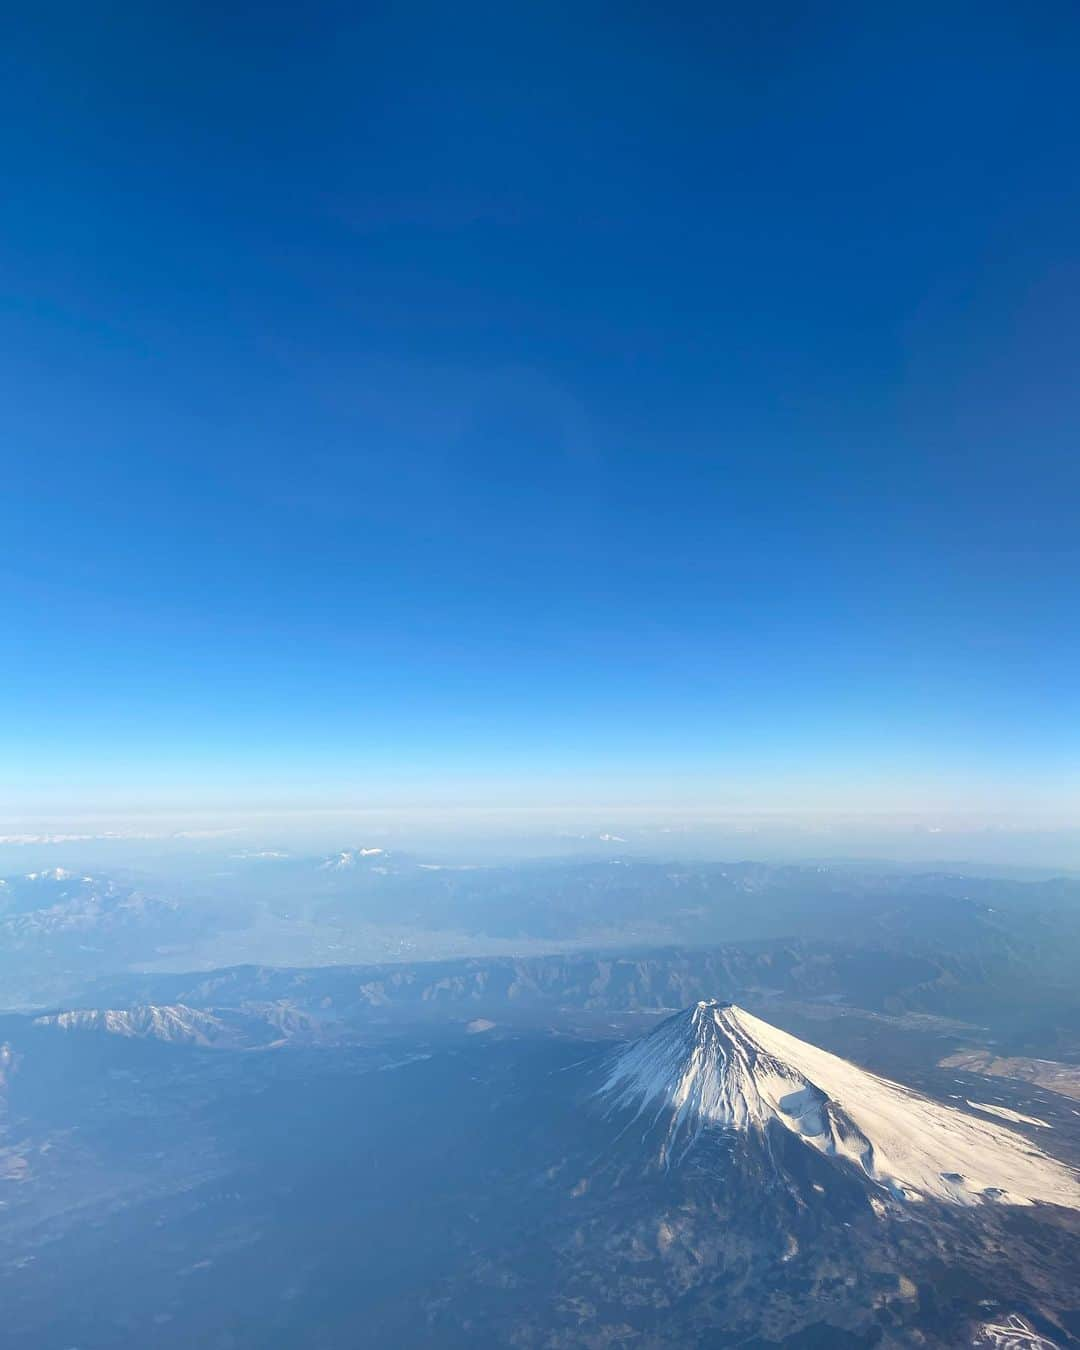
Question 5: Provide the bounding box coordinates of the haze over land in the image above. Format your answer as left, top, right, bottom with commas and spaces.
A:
4, 864, 1080, 1346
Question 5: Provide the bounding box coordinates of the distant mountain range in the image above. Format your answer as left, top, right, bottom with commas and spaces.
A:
0, 868, 209, 1007
0, 869, 177, 934
5, 854, 1080, 1039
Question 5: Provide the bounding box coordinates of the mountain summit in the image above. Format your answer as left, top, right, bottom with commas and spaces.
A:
598, 1000, 1080, 1208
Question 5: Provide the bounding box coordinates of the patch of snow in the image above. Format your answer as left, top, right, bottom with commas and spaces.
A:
975, 1313, 1062, 1348
967, 1102, 1051, 1129
319, 847, 385, 870
376, 1052, 432, 1072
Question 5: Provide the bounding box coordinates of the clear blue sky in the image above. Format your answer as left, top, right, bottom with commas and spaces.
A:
3, 2, 1079, 825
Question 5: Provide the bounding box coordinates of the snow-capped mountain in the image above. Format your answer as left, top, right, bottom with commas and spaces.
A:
598, 1000, 1080, 1208
33, 1001, 328, 1049
319, 847, 386, 870
35, 1003, 232, 1045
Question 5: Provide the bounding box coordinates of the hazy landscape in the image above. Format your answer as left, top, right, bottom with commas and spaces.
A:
2, 841, 1080, 1345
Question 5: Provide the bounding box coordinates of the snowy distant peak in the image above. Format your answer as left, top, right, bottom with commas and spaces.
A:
35, 1004, 229, 1046
33, 1000, 326, 1049
599, 1002, 1080, 1209
319, 847, 385, 870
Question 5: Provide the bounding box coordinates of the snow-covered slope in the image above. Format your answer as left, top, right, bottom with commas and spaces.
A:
598, 1000, 1080, 1208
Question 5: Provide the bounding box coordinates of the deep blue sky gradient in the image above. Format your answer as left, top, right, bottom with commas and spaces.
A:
3, 2, 1079, 820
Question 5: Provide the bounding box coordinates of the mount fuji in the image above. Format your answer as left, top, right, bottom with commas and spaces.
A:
597, 1000, 1080, 1209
